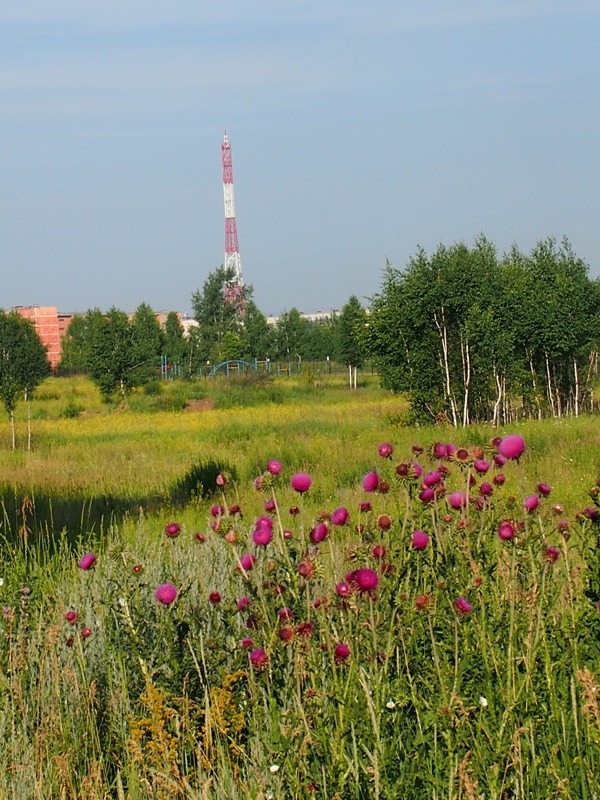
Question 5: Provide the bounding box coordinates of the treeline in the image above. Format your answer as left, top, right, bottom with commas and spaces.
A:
57, 237, 600, 420
366, 236, 600, 424
58, 269, 368, 398
187, 266, 366, 366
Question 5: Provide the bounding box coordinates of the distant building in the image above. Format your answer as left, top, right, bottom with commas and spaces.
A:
13, 306, 185, 369
13, 306, 62, 369
265, 310, 339, 325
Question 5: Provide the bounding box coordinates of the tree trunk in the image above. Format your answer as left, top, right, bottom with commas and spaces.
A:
544, 351, 555, 417
461, 335, 470, 426
573, 358, 579, 418
583, 350, 597, 413
528, 352, 540, 420
434, 309, 458, 427
492, 365, 502, 427
27, 393, 32, 451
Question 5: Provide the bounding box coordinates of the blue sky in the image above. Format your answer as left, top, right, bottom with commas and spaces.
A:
1, 1, 598, 316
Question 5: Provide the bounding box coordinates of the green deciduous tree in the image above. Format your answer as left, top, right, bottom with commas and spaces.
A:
336, 295, 367, 369
58, 314, 88, 372
367, 236, 598, 425
241, 301, 275, 361
0, 311, 51, 449
85, 307, 135, 400
273, 308, 311, 361
163, 312, 189, 376
130, 303, 165, 386
191, 266, 252, 363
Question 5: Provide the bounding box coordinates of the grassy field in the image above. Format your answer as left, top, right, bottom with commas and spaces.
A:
0, 375, 599, 799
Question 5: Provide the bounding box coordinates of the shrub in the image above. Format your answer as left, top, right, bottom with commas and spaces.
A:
169, 459, 235, 505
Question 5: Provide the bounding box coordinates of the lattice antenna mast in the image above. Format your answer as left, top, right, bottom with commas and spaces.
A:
221, 132, 245, 311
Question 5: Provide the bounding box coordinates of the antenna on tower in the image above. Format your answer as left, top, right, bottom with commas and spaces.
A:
221, 131, 245, 314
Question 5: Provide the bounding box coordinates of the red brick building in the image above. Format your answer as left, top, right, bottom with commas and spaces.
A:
14, 306, 63, 369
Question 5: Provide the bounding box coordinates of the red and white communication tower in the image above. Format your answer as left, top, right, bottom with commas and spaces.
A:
221, 131, 245, 312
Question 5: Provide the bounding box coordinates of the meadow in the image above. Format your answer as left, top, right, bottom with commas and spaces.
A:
0, 374, 599, 799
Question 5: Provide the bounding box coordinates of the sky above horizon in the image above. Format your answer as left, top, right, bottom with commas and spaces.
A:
1, 1, 599, 317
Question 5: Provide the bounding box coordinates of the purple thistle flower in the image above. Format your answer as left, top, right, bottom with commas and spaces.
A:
497, 521, 515, 541
378, 442, 393, 459
422, 470, 442, 488
544, 546, 561, 563
359, 500, 372, 512
165, 522, 181, 538
474, 459, 490, 474
236, 596, 251, 611
479, 482, 494, 497
279, 626, 294, 642
331, 507, 349, 526
249, 647, 268, 670
419, 487, 435, 503
255, 515, 273, 529
453, 597, 472, 615
362, 471, 380, 492
310, 522, 329, 543
447, 492, 468, 510
377, 514, 392, 530
410, 461, 423, 479
253, 525, 273, 546
498, 434, 526, 460
290, 472, 312, 493
78, 552, 96, 571
155, 583, 178, 605
238, 553, 257, 572
537, 482, 552, 496
411, 530, 429, 550
372, 544, 386, 559
336, 581, 351, 597
348, 568, 379, 594
334, 642, 351, 663
432, 442, 448, 460
210, 505, 225, 517
266, 459, 282, 475
524, 495, 539, 513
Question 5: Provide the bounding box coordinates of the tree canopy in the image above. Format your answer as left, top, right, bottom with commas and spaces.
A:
367, 236, 599, 424
0, 310, 51, 448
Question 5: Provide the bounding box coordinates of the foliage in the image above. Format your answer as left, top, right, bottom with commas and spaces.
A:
1, 427, 600, 797
336, 295, 368, 368
163, 311, 189, 375
83, 305, 165, 400
191, 266, 252, 363
168, 458, 236, 505
0, 310, 51, 448
367, 236, 600, 425
58, 313, 88, 372
130, 302, 165, 386
241, 300, 275, 360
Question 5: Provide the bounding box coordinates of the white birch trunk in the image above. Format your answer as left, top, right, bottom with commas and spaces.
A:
573, 358, 579, 417
461, 336, 470, 427
545, 352, 555, 417
434, 309, 458, 427
492, 365, 502, 427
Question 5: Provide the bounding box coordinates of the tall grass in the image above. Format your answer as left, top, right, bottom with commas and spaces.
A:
0, 377, 599, 797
